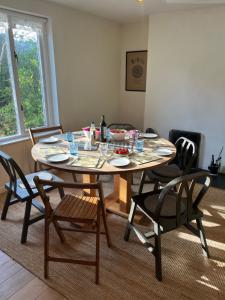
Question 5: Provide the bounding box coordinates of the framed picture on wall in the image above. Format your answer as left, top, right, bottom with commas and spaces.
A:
126, 50, 148, 92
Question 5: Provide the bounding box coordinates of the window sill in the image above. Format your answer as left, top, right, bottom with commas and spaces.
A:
0, 135, 30, 147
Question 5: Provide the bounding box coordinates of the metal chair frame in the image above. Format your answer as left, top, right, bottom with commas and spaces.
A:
125, 171, 211, 281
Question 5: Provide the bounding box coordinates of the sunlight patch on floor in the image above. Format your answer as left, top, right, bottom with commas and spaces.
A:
196, 279, 220, 291
177, 232, 225, 252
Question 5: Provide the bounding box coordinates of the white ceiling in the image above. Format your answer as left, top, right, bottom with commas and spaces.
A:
43, 0, 224, 23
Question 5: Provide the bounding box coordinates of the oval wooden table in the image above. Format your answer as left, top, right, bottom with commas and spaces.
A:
31, 137, 176, 223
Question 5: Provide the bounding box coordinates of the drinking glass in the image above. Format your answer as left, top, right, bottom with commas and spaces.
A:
99, 143, 108, 157
66, 132, 73, 142
135, 139, 144, 152
69, 141, 78, 155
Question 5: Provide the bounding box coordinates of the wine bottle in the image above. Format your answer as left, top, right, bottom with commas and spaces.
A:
100, 115, 107, 142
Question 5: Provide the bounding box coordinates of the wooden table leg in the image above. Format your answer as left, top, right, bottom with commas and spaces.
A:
105, 173, 143, 223
82, 174, 96, 197
118, 173, 132, 213
106, 174, 131, 216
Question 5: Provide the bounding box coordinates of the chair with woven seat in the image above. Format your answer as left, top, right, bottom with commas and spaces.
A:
124, 171, 211, 281
34, 177, 111, 284
139, 136, 197, 193
0, 151, 62, 243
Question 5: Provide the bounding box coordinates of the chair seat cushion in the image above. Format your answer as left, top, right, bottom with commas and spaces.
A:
5, 172, 62, 201
142, 193, 186, 218
54, 193, 98, 221
152, 164, 182, 179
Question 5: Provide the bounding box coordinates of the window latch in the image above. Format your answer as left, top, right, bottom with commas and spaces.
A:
14, 51, 18, 62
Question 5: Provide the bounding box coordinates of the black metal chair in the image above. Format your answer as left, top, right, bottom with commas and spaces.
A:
139, 137, 197, 193
0, 151, 62, 243
124, 171, 211, 281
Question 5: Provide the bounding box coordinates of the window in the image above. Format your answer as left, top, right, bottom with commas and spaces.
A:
0, 9, 57, 142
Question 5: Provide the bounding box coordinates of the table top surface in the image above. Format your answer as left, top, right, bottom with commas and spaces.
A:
31, 134, 176, 175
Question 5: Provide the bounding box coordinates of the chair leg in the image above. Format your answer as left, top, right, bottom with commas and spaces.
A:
72, 173, 77, 182
53, 219, 65, 243
138, 172, 146, 194
154, 223, 162, 281
196, 218, 210, 258
44, 219, 50, 278
95, 207, 100, 284
1, 190, 12, 220
124, 200, 136, 242
21, 199, 32, 243
101, 205, 111, 248
34, 161, 38, 172
153, 179, 160, 191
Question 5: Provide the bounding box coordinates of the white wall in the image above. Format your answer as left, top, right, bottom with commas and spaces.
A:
119, 18, 149, 130
145, 7, 225, 171
0, 0, 121, 189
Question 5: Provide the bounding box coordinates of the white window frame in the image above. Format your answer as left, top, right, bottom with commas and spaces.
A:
0, 8, 59, 144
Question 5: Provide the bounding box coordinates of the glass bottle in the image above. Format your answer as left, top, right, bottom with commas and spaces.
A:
100, 115, 107, 142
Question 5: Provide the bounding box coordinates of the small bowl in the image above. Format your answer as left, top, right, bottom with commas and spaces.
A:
114, 148, 130, 157
110, 130, 127, 141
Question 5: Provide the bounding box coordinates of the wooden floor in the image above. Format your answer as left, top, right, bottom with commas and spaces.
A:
0, 250, 65, 300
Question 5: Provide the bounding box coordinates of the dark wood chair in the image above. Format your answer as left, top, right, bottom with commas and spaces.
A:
34, 177, 111, 284
29, 125, 77, 182
0, 151, 62, 243
124, 171, 211, 281
139, 137, 197, 193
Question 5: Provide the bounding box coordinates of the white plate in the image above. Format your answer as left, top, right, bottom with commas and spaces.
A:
39, 136, 58, 144
47, 153, 69, 163
155, 148, 173, 156
20, 172, 53, 189
108, 157, 130, 167
139, 133, 158, 139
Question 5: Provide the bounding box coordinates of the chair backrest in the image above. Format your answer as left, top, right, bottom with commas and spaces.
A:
155, 171, 211, 226
169, 129, 201, 168
0, 151, 34, 196
33, 177, 104, 218
29, 125, 64, 146
145, 127, 158, 134
174, 137, 197, 174
107, 123, 136, 131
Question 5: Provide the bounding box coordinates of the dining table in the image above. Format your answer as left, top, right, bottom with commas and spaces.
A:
31, 132, 176, 224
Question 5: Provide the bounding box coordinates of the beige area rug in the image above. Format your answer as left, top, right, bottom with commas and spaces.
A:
0, 186, 225, 300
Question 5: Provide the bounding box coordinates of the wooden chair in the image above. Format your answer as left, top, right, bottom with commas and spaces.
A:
34, 177, 111, 284
29, 125, 77, 182
29, 125, 64, 173
0, 151, 63, 243
124, 171, 211, 281
139, 137, 197, 193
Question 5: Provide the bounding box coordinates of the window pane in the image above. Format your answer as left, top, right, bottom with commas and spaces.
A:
13, 24, 46, 129
0, 21, 18, 138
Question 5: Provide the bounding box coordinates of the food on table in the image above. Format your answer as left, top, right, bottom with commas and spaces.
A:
110, 129, 127, 141
114, 148, 129, 155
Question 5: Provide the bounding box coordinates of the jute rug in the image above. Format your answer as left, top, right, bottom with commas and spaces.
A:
0, 186, 224, 300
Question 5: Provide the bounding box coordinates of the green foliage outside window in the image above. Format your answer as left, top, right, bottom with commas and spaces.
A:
0, 29, 45, 138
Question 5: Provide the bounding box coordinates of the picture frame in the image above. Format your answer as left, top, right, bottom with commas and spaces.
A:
126, 50, 148, 92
